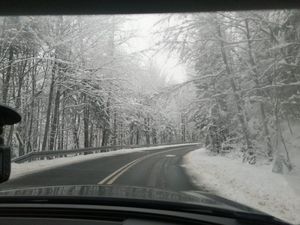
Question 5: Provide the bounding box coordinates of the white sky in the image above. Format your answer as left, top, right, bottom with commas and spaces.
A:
124, 14, 187, 84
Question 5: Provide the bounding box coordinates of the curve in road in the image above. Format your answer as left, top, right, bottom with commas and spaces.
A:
0, 144, 199, 192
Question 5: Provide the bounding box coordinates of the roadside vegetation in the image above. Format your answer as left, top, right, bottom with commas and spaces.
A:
1, 11, 300, 174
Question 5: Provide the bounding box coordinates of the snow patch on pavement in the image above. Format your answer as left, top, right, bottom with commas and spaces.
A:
10, 143, 197, 180
183, 148, 300, 224
165, 154, 176, 157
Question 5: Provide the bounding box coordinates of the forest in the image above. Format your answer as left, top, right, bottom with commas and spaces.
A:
1, 11, 300, 170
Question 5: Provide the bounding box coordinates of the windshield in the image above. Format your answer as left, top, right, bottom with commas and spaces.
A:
0, 11, 299, 224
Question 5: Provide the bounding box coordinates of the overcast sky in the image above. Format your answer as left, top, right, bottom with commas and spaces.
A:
124, 14, 187, 84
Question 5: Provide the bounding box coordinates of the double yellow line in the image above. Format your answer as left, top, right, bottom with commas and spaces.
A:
97, 148, 179, 185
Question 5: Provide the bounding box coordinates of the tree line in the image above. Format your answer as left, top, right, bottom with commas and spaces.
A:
0, 16, 198, 158
1, 11, 299, 171
159, 10, 300, 168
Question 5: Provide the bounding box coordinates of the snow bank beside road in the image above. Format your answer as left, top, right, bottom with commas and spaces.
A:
183, 148, 300, 224
10, 143, 197, 180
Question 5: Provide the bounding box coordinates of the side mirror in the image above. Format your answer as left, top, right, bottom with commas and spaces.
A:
0, 146, 11, 183
0, 104, 22, 184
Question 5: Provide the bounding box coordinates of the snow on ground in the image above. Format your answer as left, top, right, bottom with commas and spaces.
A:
10, 143, 197, 180
183, 148, 300, 224
280, 122, 300, 197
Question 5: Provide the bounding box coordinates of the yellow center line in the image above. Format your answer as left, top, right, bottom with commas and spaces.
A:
97, 148, 181, 185
97, 158, 139, 185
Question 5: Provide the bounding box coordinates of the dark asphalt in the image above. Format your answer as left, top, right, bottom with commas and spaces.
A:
0, 145, 199, 192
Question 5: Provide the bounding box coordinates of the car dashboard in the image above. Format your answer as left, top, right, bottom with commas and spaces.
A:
0, 202, 288, 225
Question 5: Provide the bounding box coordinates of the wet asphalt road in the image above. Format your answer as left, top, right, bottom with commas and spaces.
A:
0, 144, 199, 192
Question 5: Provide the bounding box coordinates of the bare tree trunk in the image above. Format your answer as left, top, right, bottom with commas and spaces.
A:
89, 123, 94, 146
7, 126, 14, 146
2, 46, 13, 103
65, 130, 69, 149
129, 123, 134, 145
136, 128, 140, 145
83, 95, 90, 148
26, 85, 34, 153
120, 122, 123, 146
152, 128, 157, 144
41, 58, 57, 151
49, 87, 60, 151
72, 113, 80, 149
5, 48, 15, 146
145, 117, 150, 145
181, 114, 186, 143
102, 96, 111, 146
112, 110, 117, 146
36, 99, 42, 151
101, 17, 117, 147
26, 53, 37, 153
216, 23, 253, 153
58, 95, 65, 150
245, 19, 273, 160
274, 99, 292, 172
15, 58, 26, 156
